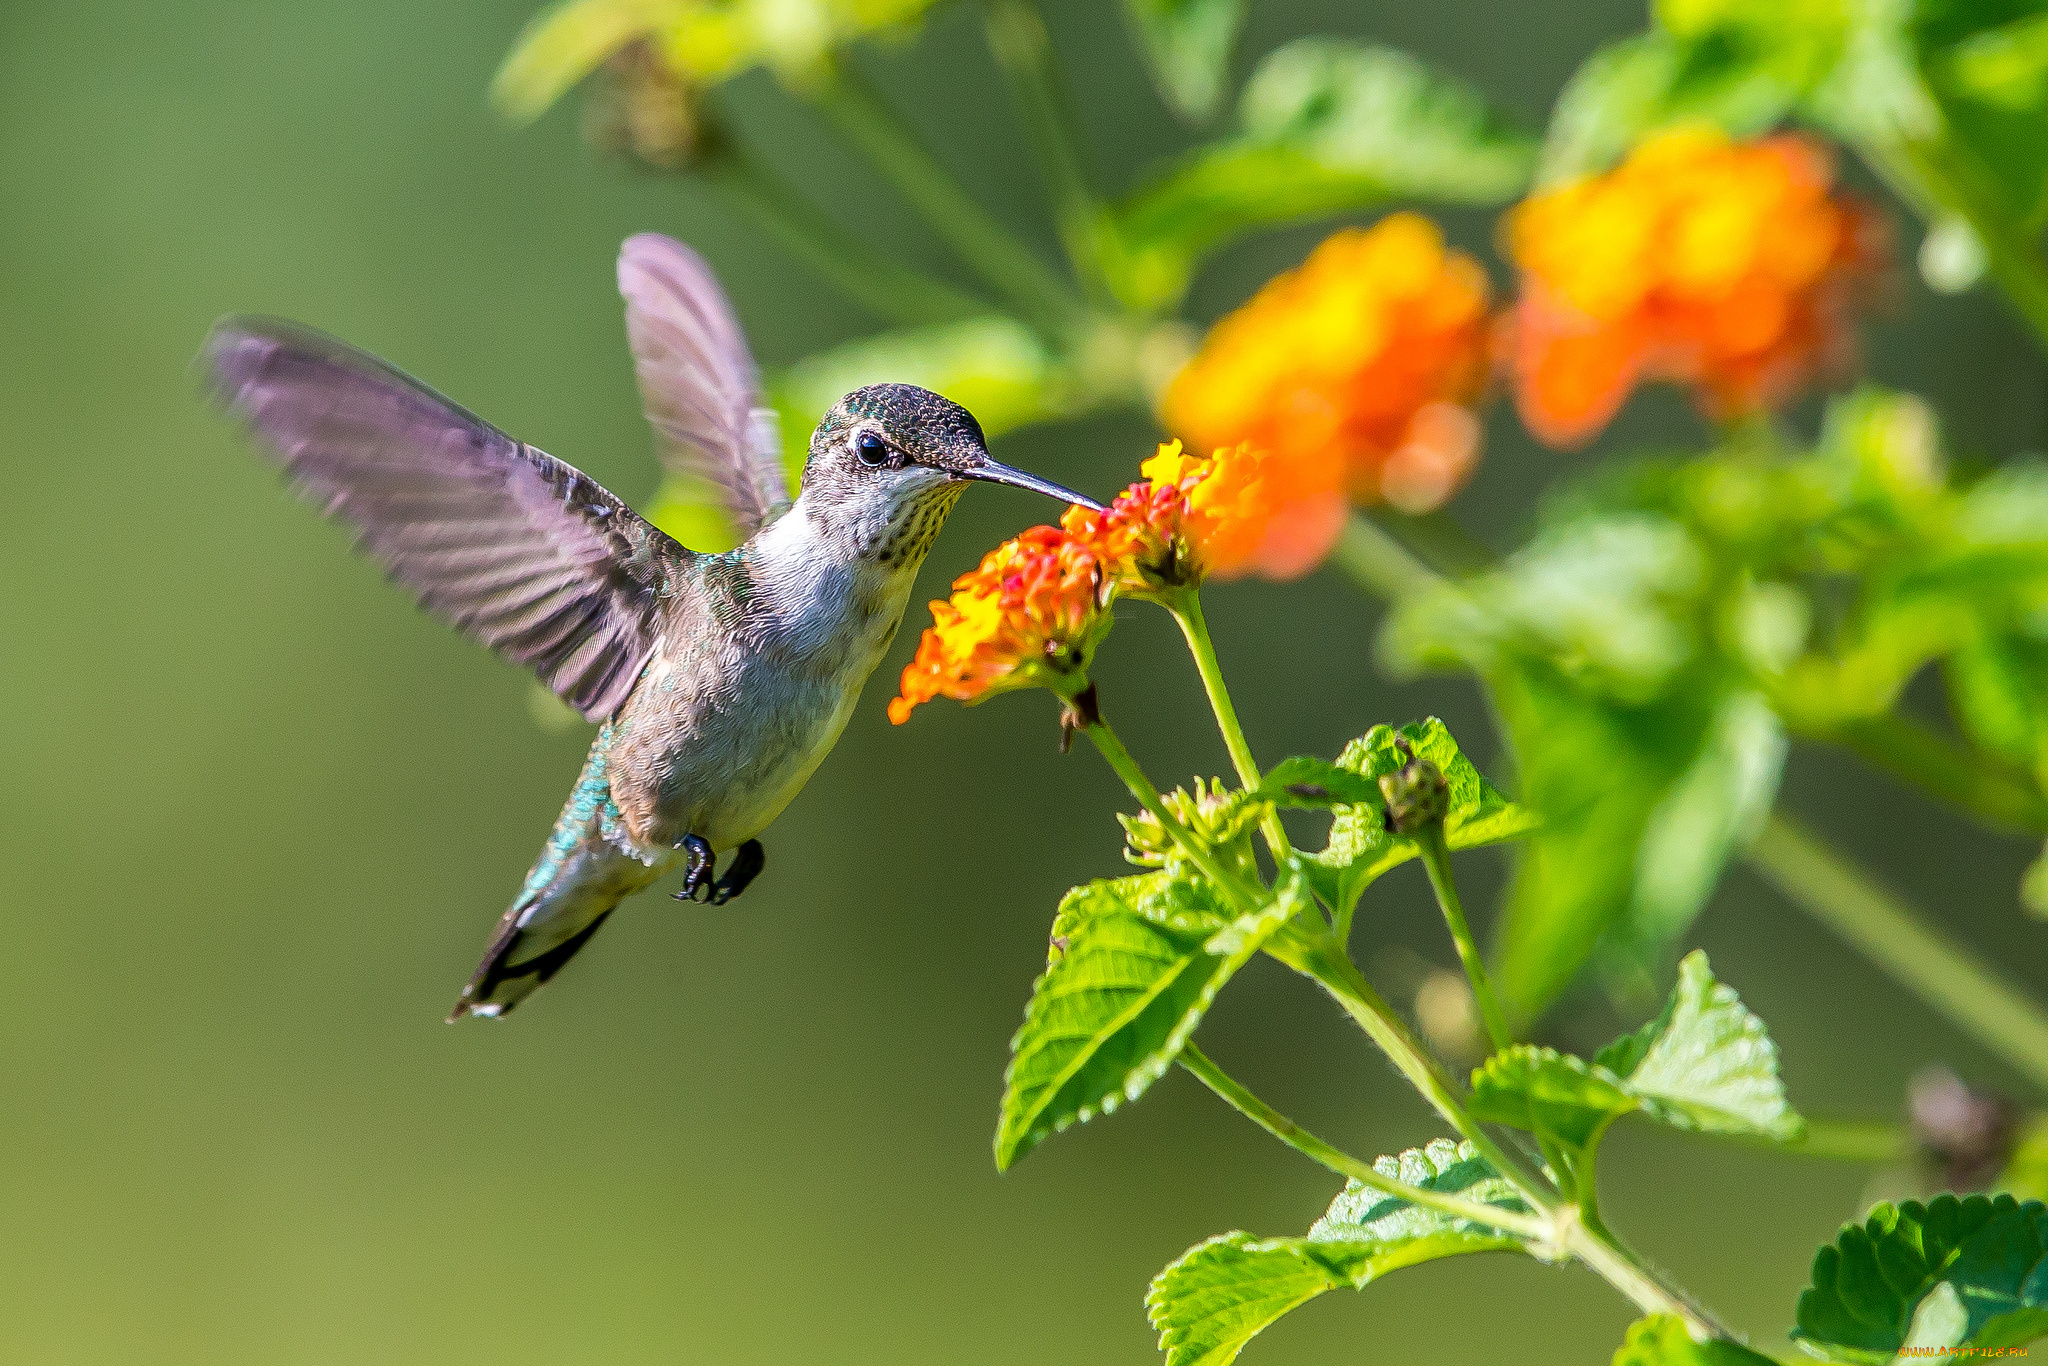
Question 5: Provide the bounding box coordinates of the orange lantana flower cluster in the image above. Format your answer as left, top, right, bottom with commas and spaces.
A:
1163, 212, 1493, 514
1063, 439, 1348, 591
887, 526, 1106, 724
1505, 127, 1887, 447
890, 440, 1342, 721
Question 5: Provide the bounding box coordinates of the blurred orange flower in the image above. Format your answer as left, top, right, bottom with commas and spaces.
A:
1163, 213, 1492, 514
888, 526, 1107, 724
1505, 127, 1887, 447
1063, 439, 1347, 590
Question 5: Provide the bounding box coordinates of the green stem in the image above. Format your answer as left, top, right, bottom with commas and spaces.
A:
1715, 1116, 1912, 1165
1178, 1043, 1551, 1240
700, 145, 984, 327
1333, 511, 1439, 600
1750, 813, 2048, 1096
804, 62, 1084, 336
1572, 1136, 1605, 1234
1369, 507, 1494, 576
1280, 935, 1714, 1329
1277, 933, 1540, 1193
978, 0, 1114, 307
1559, 1206, 1704, 1328
1820, 714, 2048, 835
1417, 826, 1513, 1052
1082, 717, 1262, 910
1168, 592, 1293, 858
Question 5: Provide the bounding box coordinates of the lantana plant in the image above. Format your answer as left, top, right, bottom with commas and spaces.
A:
494, 0, 2048, 1361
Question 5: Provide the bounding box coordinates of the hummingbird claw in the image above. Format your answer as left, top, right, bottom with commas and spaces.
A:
708, 839, 765, 905
673, 833, 715, 902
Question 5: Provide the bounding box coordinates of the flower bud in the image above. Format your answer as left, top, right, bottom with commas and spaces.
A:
1380, 753, 1449, 835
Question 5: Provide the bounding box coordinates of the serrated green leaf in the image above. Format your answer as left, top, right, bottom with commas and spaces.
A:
1470, 1046, 1639, 1150
1597, 950, 1803, 1139
1473, 953, 1801, 1153
1146, 1234, 1349, 1366
1304, 1137, 1532, 1263
1301, 718, 1536, 919
1147, 1139, 1530, 1366
996, 871, 1305, 1169
1796, 1193, 2048, 1359
1612, 1314, 1780, 1365
1108, 39, 1534, 308
1119, 0, 1246, 122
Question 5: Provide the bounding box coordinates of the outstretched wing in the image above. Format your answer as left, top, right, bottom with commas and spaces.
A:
618, 233, 790, 537
206, 318, 686, 721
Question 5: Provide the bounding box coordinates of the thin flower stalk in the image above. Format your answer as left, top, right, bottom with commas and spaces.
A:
1178, 1043, 1550, 1241
1417, 826, 1512, 1051
1167, 591, 1292, 858
1081, 718, 1264, 912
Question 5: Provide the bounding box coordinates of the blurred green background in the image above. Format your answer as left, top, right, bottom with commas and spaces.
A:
3, 1, 2046, 1361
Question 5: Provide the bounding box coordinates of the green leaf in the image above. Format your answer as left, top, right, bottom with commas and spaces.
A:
1796, 1193, 2048, 1360
1146, 1234, 1349, 1366
995, 871, 1305, 1169
1300, 718, 1537, 919
1540, 30, 1795, 183
1624, 690, 1785, 959
1109, 39, 1534, 308
1470, 1047, 1639, 1150
1946, 632, 2048, 774
1119, 0, 1246, 122
1612, 1314, 1780, 1365
1595, 950, 1802, 1139
1250, 756, 1382, 809
1386, 513, 1711, 700
1385, 516, 1785, 1018
1479, 665, 1727, 1020
1998, 1116, 2048, 1200
1147, 1139, 1530, 1366
1472, 952, 1802, 1151
1922, 6, 2048, 232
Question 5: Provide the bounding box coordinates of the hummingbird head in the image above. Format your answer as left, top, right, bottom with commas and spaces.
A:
799, 383, 1102, 568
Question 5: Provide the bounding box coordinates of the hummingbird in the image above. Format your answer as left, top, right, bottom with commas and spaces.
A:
206, 232, 1101, 1020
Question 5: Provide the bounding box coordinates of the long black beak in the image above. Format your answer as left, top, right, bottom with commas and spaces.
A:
959, 458, 1105, 512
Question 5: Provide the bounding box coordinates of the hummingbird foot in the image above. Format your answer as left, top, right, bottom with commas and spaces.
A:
673, 833, 716, 902
708, 839, 765, 905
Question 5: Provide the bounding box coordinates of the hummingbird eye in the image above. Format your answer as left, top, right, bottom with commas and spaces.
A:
853, 431, 890, 468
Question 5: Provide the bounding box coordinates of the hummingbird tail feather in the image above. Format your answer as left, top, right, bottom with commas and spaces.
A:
448, 742, 663, 1021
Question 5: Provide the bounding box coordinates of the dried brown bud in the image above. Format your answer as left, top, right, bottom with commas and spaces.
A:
582, 41, 699, 171
1910, 1066, 2020, 1192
